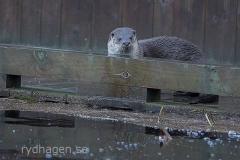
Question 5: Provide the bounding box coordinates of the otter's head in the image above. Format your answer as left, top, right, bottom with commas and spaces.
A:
107, 27, 140, 58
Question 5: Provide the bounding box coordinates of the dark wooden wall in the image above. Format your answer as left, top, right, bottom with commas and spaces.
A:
0, 0, 239, 65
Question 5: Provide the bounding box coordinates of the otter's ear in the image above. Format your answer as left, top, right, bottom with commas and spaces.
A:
133, 30, 136, 36
108, 32, 114, 41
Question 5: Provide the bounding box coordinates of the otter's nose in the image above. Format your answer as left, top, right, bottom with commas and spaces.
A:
123, 41, 130, 46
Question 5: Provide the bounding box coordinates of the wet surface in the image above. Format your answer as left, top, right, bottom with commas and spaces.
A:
0, 110, 239, 159
21, 76, 76, 93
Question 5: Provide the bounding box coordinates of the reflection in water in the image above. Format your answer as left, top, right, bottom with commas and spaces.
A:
4, 110, 74, 128
0, 110, 239, 159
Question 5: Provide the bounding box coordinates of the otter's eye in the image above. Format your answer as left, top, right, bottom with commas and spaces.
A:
117, 37, 122, 41
129, 36, 133, 41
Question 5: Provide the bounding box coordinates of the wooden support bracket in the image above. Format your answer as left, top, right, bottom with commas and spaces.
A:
146, 88, 161, 102
6, 74, 21, 88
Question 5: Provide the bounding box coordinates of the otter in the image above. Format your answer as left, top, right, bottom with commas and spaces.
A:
107, 27, 218, 104
108, 27, 206, 62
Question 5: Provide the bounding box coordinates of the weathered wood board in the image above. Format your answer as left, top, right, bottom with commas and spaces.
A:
173, 0, 205, 50
41, 0, 61, 48
0, 74, 9, 97
236, 0, 240, 65
61, 0, 92, 51
204, 0, 237, 64
153, 0, 174, 37
0, 0, 21, 44
0, 44, 240, 97
76, 82, 146, 100
91, 0, 122, 53
21, 0, 42, 46
122, 0, 154, 39
219, 96, 240, 111
0, 74, 6, 90
0, 0, 239, 66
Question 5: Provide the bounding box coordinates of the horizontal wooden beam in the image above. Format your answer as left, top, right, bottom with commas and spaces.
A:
0, 44, 240, 97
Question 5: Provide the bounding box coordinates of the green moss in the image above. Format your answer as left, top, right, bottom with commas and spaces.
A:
13, 95, 38, 103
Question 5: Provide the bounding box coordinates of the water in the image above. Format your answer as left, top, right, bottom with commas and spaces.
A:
0, 110, 239, 159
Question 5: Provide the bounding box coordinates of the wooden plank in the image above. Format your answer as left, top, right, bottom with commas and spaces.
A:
0, 74, 6, 90
41, 0, 61, 48
61, 0, 92, 51
235, 0, 240, 65
0, 0, 21, 44
173, 0, 205, 50
88, 0, 128, 100
0, 90, 10, 98
76, 82, 146, 100
91, 0, 122, 53
21, 0, 42, 46
219, 96, 240, 111
153, 0, 174, 37
1, 45, 240, 97
122, 0, 154, 39
205, 0, 237, 64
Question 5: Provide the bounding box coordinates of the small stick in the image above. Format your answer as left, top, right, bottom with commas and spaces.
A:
158, 106, 165, 123
205, 113, 212, 126
162, 128, 172, 140
209, 111, 215, 124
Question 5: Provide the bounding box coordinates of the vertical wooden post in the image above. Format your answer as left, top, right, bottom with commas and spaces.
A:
6, 75, 21, 88
146, 88, 161, 102
0, 74, 9, 97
